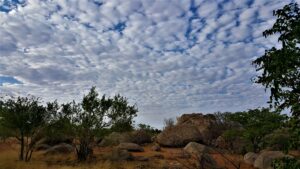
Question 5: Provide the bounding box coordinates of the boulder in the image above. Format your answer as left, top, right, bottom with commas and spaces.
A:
214, 136, 227, 149
109, 148, 133, 161
177, 113, 219, 144
117, 143, 144, 152
129, 130, 152, 145
156, 125, 202, 147
157, 113, 220, 147
254, 151, 292, 169
183, 142, 218, 168
44, 143, 74, 155
183, 142, 211, 156
99, 131, 152, 146
35, 144, 51, 151
151, 144, 161, 151
99, 132, 131, 146
244, 152, 258, 165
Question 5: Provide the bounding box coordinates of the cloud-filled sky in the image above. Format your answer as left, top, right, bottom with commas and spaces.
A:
0, 0, 296, 128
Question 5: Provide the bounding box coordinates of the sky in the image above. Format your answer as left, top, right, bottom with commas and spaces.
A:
0, 0, 297, 128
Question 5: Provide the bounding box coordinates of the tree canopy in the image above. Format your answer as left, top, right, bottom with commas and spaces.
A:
0, 96, 47, 161
253, 3, 300, 118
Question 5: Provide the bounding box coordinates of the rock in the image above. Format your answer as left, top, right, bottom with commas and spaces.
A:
244, 152, 258, 165
99, 131, 152, 147
177, 113, 219, 145
156, 125, 202, 147
109, 148, 133, 161
35, 144, 51, 151
183, 142, 218, 168
151, 144, 161, 151
254, 151, 292, 169
157, 113, 220, 147
117, 143, 144, 152
44, 143, 74, 155
183, 142, 211, 156
214, 136, 227, 149
130, 130, 152, 145
99, 132, 131, 147
134, 156, 149, 161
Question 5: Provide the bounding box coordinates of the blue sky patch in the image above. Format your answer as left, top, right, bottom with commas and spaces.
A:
0, 76, 22, 86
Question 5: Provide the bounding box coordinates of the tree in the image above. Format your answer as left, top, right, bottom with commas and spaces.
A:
0, 96, 47, 161
163, 118, 175, 129
252, 2, 300, 151
252, 3, 300, 118
65, 87, 137, 161
225, 108, 287, 152
137, 123, 161, 136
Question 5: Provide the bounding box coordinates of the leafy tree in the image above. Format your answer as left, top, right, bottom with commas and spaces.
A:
272, 157, 300, 169
225, 108, 287, 152
252, 2, 300, 119
137, 123, 161, 136
0, 96, 47, 161
41, 101, 75, 145
63, 87, 137, 161
252, 2, 300, 150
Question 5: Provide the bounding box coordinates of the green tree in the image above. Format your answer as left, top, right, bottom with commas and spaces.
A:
252, 2, 300, 118
225, 108, 287, 152
137, 123, 161, 136
65, 87, 137, 161
0, 96, 47, 161
42, 101, 75, 146
252, 2, 300, 151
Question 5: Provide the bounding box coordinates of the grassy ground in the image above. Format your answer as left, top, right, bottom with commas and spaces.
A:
0, 140, 255, 169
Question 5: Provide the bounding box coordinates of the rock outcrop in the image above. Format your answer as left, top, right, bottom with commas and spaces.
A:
157, 113, 219, 147
244, 152, 258, 165
156, 125, 202, 147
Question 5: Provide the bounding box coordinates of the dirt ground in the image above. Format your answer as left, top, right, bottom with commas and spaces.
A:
0, 139, 255, 169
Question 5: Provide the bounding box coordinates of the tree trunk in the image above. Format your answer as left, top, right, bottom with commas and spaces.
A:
25, 149, 33, 162
77, 140, 91, 162
19, 133, 24, 161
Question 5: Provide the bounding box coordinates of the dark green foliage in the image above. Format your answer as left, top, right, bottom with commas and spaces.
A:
253, 2, 300, 154
272, 157, 300, 169
137, 123, 161, 136
0, 96, 47, 161
252, 3, 300, 118
67, 87, 138, 161
222, 108, 287, 152
43, 101, 75, 145
263, 128, 292, 152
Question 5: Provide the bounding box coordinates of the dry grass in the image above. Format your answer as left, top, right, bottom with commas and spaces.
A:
0, 140, 256, 169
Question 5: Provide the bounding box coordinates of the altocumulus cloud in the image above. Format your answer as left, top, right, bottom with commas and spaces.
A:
0, 0, 295, 127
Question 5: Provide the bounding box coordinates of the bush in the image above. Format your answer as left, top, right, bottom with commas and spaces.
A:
137, 123, 161, 136
272, 157, 300, 169
263, 128, 291, 151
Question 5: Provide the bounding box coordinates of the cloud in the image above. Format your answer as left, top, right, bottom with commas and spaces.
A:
0, 0, 289, 128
